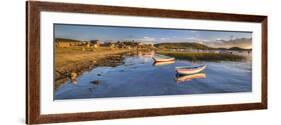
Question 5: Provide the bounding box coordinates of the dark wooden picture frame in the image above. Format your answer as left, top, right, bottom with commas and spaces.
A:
26, 1, 267, 124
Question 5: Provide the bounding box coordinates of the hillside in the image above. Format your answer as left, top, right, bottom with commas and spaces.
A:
204, 38, 252, 49
55, 38, 82, 42
228, 47, 252, 51
154, 42, 214, 50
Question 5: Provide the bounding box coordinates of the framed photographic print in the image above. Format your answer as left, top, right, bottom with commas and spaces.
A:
26, 1, 267, 124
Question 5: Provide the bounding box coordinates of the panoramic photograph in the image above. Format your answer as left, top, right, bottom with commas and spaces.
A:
54, 24, 252, 100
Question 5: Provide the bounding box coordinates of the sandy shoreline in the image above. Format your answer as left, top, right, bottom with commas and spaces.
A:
55, 46, 135, 89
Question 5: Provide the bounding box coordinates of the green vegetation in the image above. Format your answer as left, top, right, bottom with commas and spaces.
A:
228, 47, 251, 51
157, 51, 246, 61
154, 42, 214, 50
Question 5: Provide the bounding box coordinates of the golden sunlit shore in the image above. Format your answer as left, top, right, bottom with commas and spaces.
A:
55, 46, 135, 89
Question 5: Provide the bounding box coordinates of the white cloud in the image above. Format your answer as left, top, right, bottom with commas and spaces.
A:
159, 37, 170, 41
184, 37, 211, 44
216, 38, 223, 41
185, 37, 199, 40
124, 36, 155, 42
142, 36, 155, 41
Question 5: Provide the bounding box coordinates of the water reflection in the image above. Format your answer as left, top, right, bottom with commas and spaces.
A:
137, 51, 155, 57
55, 50, 252, 100
176, 72, 206, 83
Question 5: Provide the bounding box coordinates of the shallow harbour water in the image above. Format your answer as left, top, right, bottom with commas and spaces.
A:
55, 54, 252, 100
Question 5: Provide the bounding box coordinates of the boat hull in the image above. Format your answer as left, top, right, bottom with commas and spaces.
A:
176, 65, 207, 75
152, 57, 175, 62
153, 60, 175, 66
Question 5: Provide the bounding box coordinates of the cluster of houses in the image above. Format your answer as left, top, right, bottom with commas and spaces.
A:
55, 38, 82, 48
55, 38, 154, 49
55, 38, 251, 56
55, 38, 101, 48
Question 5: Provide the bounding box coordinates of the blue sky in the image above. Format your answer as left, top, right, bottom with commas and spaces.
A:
54, 24, 252, 43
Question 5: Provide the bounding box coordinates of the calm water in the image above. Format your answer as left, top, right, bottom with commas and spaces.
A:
54, 52, 252, 100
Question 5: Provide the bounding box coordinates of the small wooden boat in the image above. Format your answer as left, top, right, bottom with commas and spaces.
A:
176, 72, 206, 83
176, 65, 207, 75
152, 55, 175, 62
153, 60, 175, 66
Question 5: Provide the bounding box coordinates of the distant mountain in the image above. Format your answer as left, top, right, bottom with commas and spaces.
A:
203, 38, 252, 49
229, 47, 244, 50
217, 48, 228, 50
154, 42, 214, 50
228, 47, 252, 51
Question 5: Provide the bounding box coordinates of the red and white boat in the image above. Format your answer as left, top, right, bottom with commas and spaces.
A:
176, 65, 207, 75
